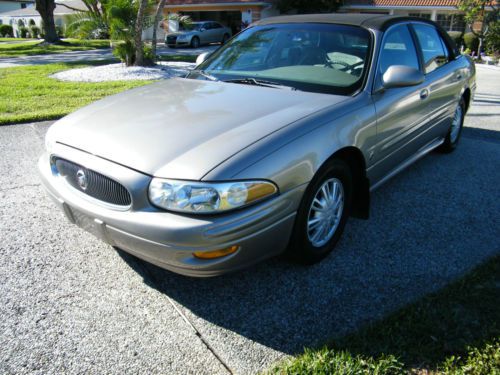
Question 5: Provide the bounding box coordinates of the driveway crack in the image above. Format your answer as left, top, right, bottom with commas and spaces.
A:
136, 262, 234, 375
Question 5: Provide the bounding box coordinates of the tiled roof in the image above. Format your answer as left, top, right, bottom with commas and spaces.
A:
344, 0, 459, 6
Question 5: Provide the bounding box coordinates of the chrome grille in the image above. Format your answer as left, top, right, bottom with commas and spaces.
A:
166, 35, 177, 44
53, 158, 132, 207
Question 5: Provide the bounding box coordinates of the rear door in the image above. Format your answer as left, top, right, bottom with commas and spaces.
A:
211, 22, 225, 42
204, 22, 219, 43
370, 23, 434, 182
410, 22, 462, 138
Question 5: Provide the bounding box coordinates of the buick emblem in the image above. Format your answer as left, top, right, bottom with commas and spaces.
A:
76, 169, 88, 191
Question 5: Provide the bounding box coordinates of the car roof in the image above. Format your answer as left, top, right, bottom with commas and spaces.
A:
254, 13, 459, 58
254, 14, 435, 31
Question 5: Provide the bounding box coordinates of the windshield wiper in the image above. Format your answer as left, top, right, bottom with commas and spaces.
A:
197, 70, 219, 82
224, 78, 297, 90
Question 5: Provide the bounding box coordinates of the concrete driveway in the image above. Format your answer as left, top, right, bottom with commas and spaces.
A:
0, 66, 499, 374
0, 45, 218, 68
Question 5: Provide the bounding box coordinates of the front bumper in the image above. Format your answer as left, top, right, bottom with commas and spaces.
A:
38, 144, 304, 277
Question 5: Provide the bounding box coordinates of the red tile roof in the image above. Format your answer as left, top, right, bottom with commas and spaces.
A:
344, 0, 459, 6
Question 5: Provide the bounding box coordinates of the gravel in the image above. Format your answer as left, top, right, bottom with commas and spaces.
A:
50, 62, 196, 82
0, 67, 499, 375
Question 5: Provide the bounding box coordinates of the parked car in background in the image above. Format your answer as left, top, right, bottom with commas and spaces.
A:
39, 14, 475, 277
165, 21, 232, 48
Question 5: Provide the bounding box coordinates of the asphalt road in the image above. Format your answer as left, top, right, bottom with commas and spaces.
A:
1, 66, 499, 374
0, 45, 219, 68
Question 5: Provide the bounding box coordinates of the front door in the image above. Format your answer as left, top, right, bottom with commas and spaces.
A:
370, 23, 433, 183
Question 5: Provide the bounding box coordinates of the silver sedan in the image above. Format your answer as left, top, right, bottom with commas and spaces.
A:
39, 14, 475, 277
165, 21, 232, 48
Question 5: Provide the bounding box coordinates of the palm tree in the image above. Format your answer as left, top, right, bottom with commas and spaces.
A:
133, 0, 149, 66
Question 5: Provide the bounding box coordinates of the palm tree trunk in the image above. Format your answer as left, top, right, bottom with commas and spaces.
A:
151, 0, 167, 63
35, 0, 59, 43
134, 0, 149, 66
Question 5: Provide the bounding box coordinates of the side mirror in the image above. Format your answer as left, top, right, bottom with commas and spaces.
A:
382, 65, 424, 89
196, 52, 211, 66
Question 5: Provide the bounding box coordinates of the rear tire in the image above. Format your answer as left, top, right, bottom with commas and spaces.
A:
222, 34, 229, 44
288, 159, 352, 264
191, 36, 200, 49
438, 97, 465, 153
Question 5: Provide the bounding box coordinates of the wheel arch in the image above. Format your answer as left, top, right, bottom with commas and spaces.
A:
322, 146, 370, 219
462, 87, 471, 113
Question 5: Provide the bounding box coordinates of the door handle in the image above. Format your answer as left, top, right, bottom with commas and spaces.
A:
420, 89, 429, 100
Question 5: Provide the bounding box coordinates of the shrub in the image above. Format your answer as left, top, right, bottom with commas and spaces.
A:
485, 21, 500, 55
19, 26, 29, 38
55, 25, 65, 38
143, 44, 155, 66
29, 25, 40, 38
447, 31, 463, 49
28, 19, 36, 27
464, 32, 479, 53
0, 24, 13, 37
112, 40, 135, 66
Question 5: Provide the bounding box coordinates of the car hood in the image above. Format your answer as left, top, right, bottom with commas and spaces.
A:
48, 78, 345, 180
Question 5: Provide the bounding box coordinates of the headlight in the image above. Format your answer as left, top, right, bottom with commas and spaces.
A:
149, 178, 278, 214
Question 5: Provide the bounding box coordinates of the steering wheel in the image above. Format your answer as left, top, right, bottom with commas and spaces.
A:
325, 59, 351, 70
297, 48, 329, 66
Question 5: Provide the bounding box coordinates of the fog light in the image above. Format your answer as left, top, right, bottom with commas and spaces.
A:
193, 246, 239, 259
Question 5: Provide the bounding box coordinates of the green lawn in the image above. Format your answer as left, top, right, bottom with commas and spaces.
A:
0, 39, 111, 57
0, 62, 150, 125
0, 37, 37, 42
270, 256, 500, 374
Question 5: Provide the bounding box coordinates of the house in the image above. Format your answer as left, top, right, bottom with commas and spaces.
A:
341, 0, 488, 33
163, 0, 280, 34
0, 0, 85, 37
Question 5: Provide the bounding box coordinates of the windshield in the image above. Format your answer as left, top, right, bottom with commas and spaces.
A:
188, 23, 371, 95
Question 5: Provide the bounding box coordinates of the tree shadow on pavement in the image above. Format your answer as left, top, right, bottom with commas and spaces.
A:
117, 128, 500, 360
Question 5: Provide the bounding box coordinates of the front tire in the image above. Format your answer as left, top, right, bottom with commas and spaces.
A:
191, 36, 200, 49
288, 159, 352, 264
438, 97, 465, 153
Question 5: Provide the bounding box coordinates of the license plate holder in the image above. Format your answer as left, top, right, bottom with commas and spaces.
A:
70, 207, 108, 242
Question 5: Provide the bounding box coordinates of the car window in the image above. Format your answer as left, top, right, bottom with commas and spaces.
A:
192, 23, 371, 95
378, 24, 420, 76
412, 24, 449, 74
212, 22, 223, 29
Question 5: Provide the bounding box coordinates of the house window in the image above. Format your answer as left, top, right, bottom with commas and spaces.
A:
409, 13, 431, 20
437, 14, 465, 32
21, 3, 27, 8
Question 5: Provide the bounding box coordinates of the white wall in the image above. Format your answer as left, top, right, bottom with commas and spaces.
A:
0, 15, 41, 37
142, 24, 166, 41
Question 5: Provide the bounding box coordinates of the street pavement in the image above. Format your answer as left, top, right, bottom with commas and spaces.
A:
0, 45, 218, 68
0, 66, 499, 374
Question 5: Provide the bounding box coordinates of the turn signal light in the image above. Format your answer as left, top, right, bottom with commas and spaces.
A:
193, 246, 239, 260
